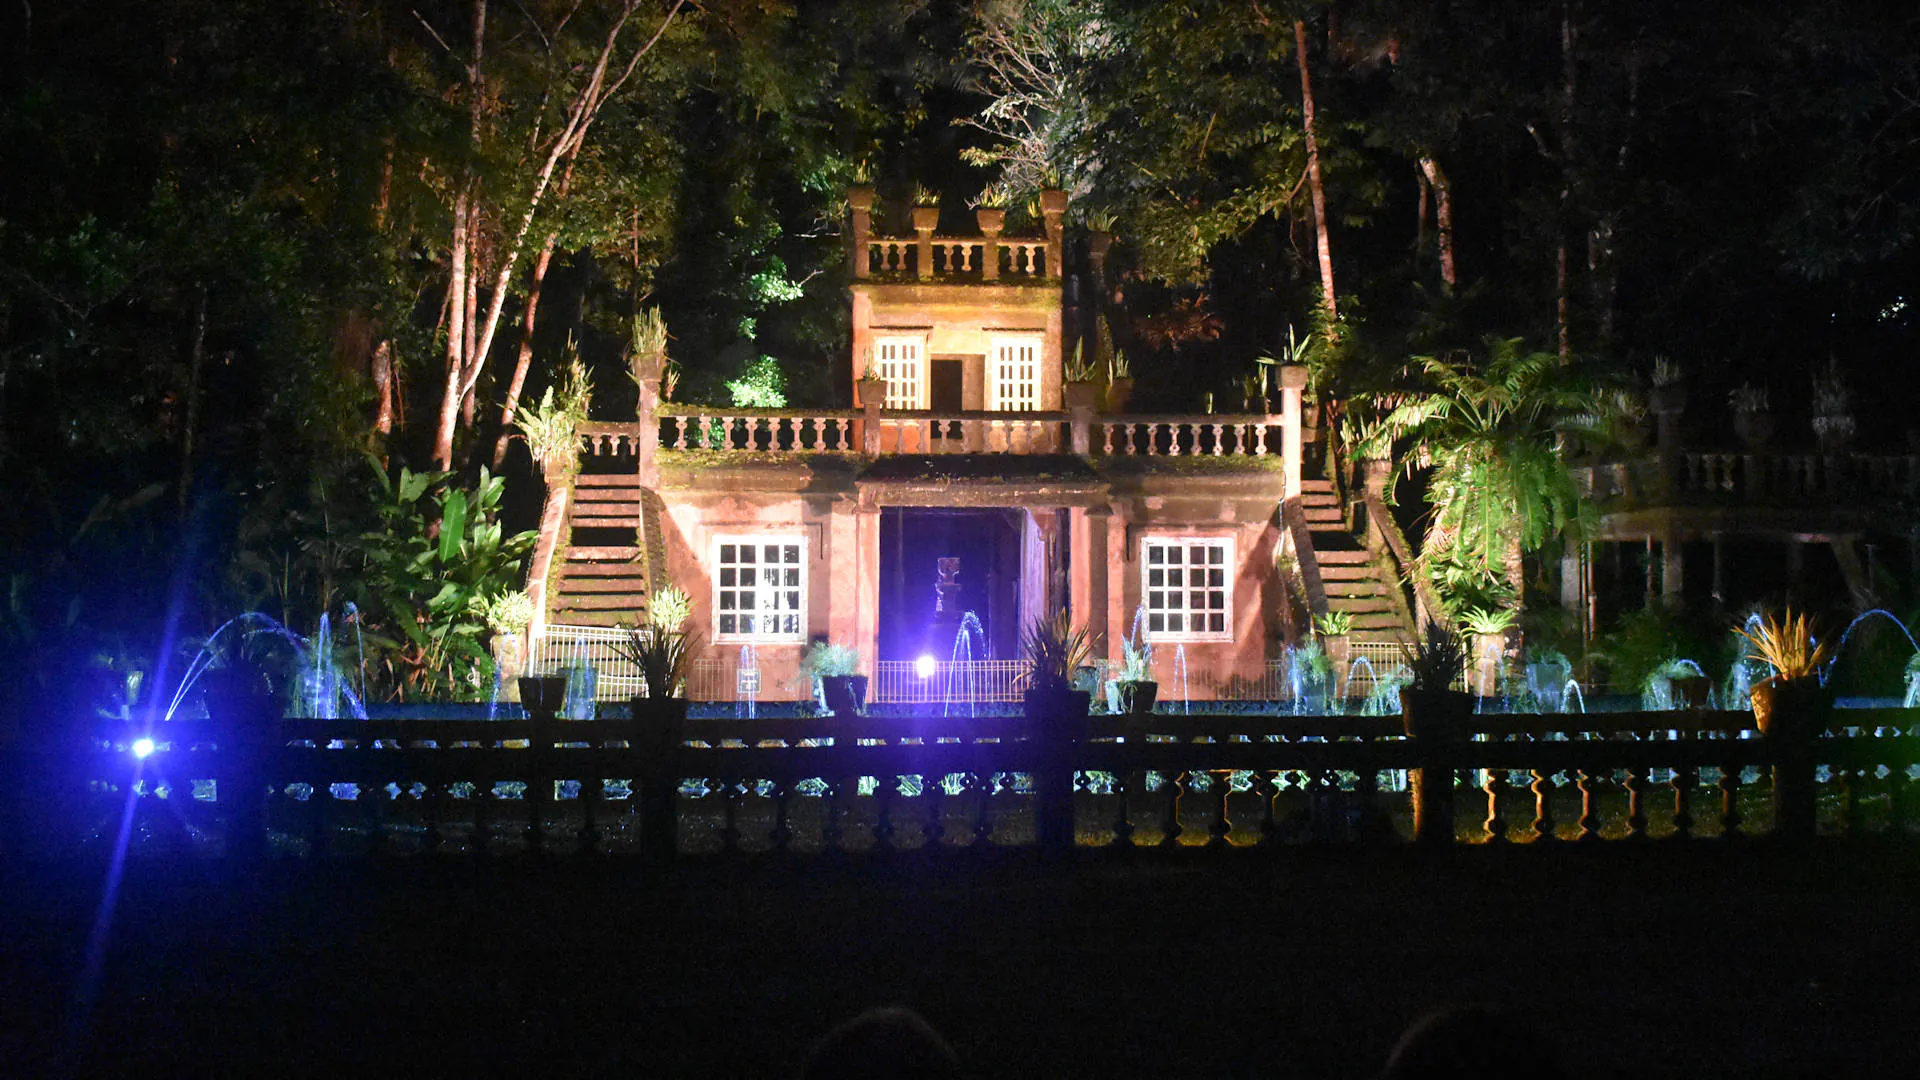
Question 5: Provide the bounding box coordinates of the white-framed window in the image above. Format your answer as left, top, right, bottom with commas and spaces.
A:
712, 535, 807, 642
1141, 537, 1233, 641
987, 333, 1041, 411
872, 334, 926, 409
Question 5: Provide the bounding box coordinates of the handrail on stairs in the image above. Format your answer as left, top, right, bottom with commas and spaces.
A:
1362, 494, 1443, 633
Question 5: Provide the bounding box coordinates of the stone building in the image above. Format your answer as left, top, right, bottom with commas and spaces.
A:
540, 189, 1418, 702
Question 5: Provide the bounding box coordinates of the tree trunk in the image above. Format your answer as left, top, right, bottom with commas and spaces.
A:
524, 462, 572, 654
1556, 1, 1578, 361
1294, 19, 1338, 330
433, 188, 471, 470
179, 291, 208, 516
461, 214, 481, 429
491, 232, 560, 467
1418, 156, 1456, 292
371, 340, 394, 438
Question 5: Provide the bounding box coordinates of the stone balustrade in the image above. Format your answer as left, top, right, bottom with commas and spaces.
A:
53, 701, 1920, 858
1573, 451, 1920, 506
1100, 415, 1282, 457
579, 409, 1295, 461
862, 235, 1051, 281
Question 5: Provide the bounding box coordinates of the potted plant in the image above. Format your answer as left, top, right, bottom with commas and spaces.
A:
1312, 609, 1353, 698
854, 345, 888, 409
1737, 608, 1834, 734
1062, 339, 1100, 411
1109, 632, 1157, 715
1105, 347, 1133, 414
1524, 647, 1572, 714
801, 642, 866, 716
1021, 608, 1096, 725
1811, 359, 1855, 453
971, 183, 1011, 235
1459, 606, 1517, 697
1728, 383, 1774, 450
910, 182, 941, 233
614, 584, 697, 742
1290, 638, 1334, 714
1647, 356, 1687, 416
1399, 623, 1473, 738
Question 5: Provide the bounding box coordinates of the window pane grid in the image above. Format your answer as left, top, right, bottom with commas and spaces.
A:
713, 535, 806, 642
1141, 538, 1232, 642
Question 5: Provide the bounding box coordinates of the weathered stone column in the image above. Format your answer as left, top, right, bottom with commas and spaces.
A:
634, 374, 660, 490
848, 186, 874, 279
854, 502, 882, 679
912, 204, 939, 281
976, 206, 1004, 280
1039, 189, 1068, 279
1279, 364, 1308, 500
856, 375, 887, 455
1069, 505, 1111, 660
1065, 381, 1098, 456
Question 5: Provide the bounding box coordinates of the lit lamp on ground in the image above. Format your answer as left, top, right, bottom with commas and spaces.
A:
914, 654, 939, 681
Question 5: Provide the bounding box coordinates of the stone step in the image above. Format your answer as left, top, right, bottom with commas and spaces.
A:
1316, 564, 1375, 581
571, 516, 644, 528
1324, 580, 1388, 597
575, 473, 643, 487
564, 546, 644, 561
560, 562, 650, 578
572, 499, 645, 515
553, 594, 648, 611
557, 578, 652, 594
1313, 549, 1373, 565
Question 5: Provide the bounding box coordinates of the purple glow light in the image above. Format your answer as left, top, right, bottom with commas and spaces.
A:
131, 738, 156, 760
914, 654, 939, 680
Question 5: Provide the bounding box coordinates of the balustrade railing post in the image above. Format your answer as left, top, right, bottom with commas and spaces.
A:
1402, 689, 1468, 846
206, 671, 277, 866
1025, 688, 1084, 855
856, 377, 886, 455
848, 186, 874, 279
1764, 686, 1826, 845
635, 376, 660, 489
635, 698, 688, 863
1280, 366, 1308, 499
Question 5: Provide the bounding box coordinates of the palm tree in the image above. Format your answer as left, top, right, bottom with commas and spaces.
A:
1346, 338, 1613, 616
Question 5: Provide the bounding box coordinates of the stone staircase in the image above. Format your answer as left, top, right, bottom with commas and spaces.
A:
1298, 478, 1413, 639
550, 473, 653, 627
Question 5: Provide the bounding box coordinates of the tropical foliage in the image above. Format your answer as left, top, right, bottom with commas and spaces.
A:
344, 464, 534, 701
1346, 339, 1612, 615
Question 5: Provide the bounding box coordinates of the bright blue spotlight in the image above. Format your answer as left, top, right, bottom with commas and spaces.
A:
914, 654, 939, 680
131, 738, 156, 760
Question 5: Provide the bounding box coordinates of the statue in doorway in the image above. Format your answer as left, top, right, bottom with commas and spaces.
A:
934, 557, 962, 618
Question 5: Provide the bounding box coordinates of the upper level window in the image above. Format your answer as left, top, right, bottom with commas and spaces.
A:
712, 536, 806, 642
1141, 537, 1232, 642
872, 335, 926, 409
987, 333, 1041, 411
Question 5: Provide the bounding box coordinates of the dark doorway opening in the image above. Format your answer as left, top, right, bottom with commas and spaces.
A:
879, 507, 1025, 663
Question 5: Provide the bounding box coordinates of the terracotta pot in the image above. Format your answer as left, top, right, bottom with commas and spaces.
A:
1106, 376, 1133, 414
1022, 687, 1093, 738
517, 675, 568, 715
1116, 680, 1158, 715
855, 376, 889, 409
820, 675, 868, 716
974, 207, 1006, 233
1749, 675, 1832, 735
1063, 381, 1101, 410
629, 696, 688, 755
911, 205, 941, 232
1732, 409, 1775, 450
1401, 688, 1475, 740
846, 186, 875, 212
1648, 384, 1687, 415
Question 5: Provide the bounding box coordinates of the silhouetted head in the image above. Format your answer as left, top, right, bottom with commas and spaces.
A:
1383, 1004, 1564, 1079
801, 1007, 961, 1080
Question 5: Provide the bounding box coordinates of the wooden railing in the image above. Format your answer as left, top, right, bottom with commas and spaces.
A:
27, 702, 1917, 861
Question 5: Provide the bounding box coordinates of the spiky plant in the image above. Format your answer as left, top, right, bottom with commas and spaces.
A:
648, 584, 691, 632
1459, 606, 1518, 636
515, 353, 592, 468
1022, 608, 1095, 692
1736, 609, 1833, 682
1401, 623, 1468, 692
1312, 610, 1354, 637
